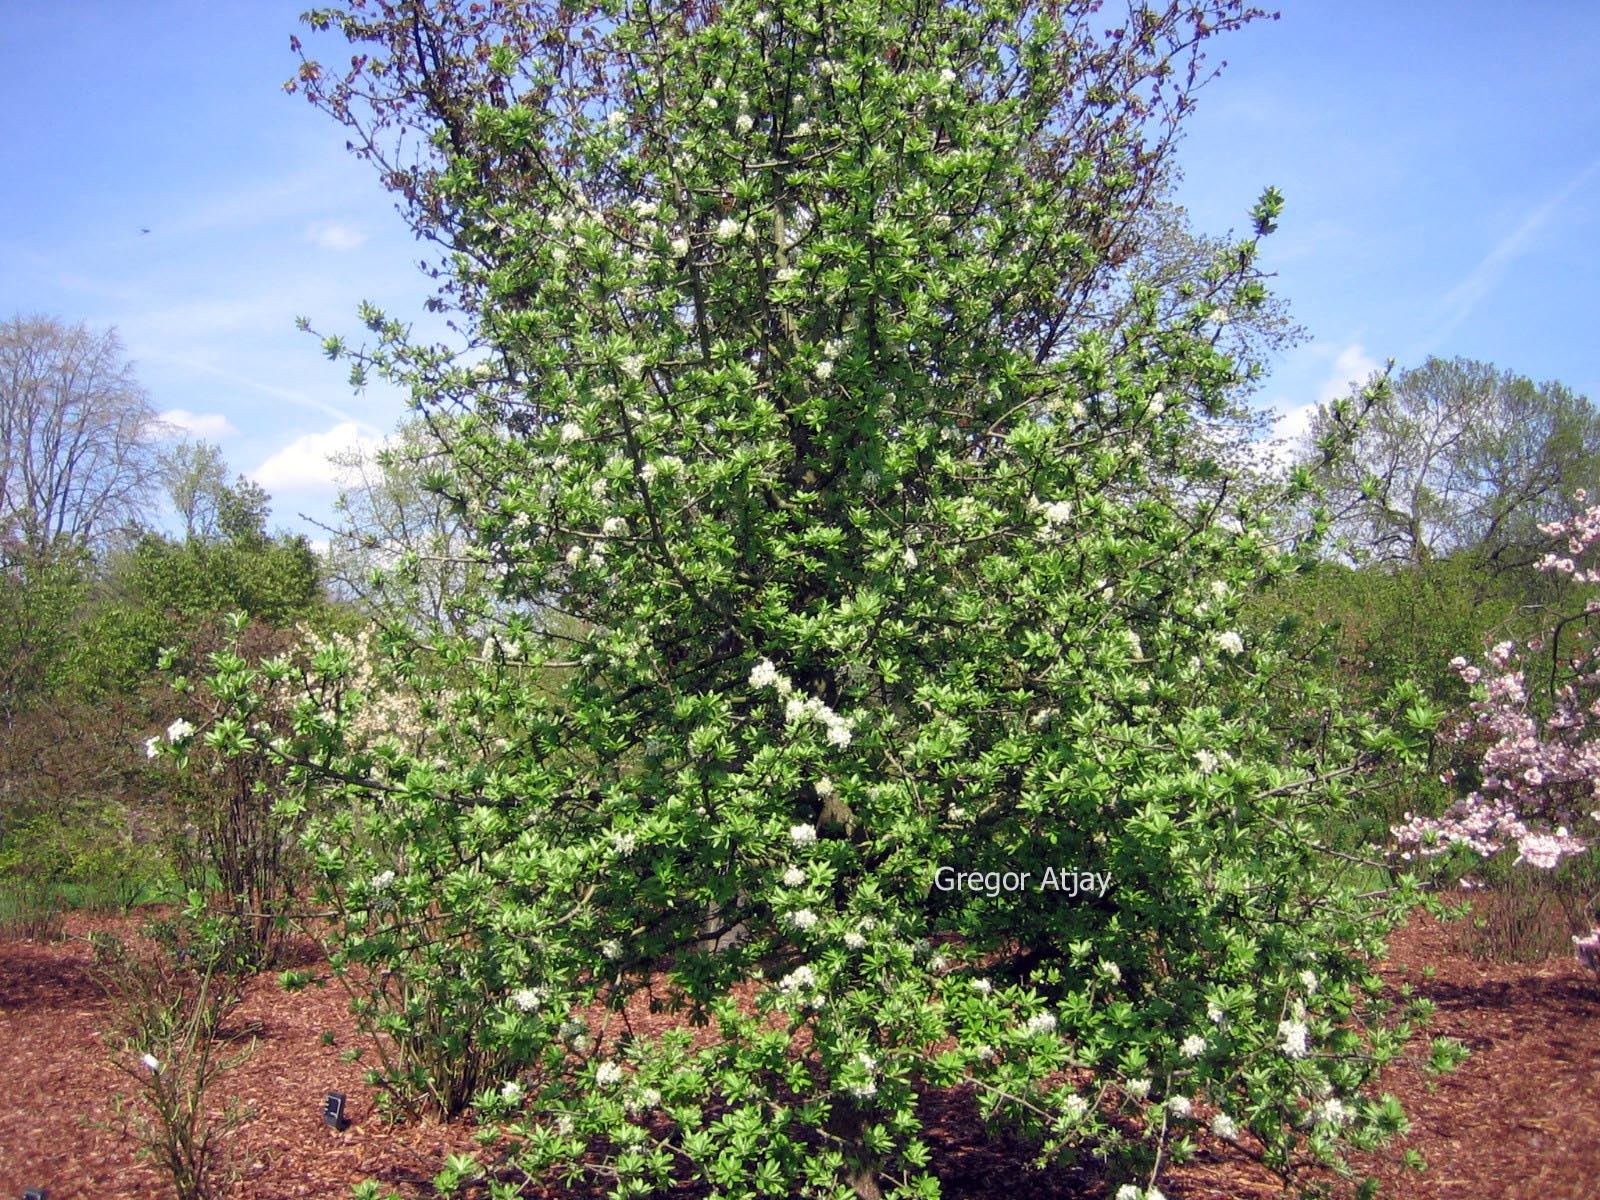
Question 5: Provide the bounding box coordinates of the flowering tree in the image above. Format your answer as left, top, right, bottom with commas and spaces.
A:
228, 0, 1449, 1194
1392, 496, 1600, 963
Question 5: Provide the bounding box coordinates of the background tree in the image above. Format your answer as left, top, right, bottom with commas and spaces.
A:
322, 417, 492, 635
1305, 355, 1600, 569
0, 314, 162, 557
160, 440, 272, 545
0, 426, 326, 920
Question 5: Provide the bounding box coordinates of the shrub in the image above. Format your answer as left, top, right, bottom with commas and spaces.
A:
147, 612, 315, 970
1393, 497, 1600, 969
208, 1, 1446, 1194
90, 924, 256, 1200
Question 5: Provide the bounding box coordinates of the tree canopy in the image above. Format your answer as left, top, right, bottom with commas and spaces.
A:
1305, 355, 1600, 569
0, 314, 162, 558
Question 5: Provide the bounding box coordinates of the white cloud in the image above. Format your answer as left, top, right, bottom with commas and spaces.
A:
1315, 343, 1380, 406
250, 421, 383, 494
307, 221, 368, 252
1272, 400, 1320, 445
153, 408, 236, 439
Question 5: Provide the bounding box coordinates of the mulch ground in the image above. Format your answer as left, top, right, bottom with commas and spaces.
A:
2, 904, 1596, 1200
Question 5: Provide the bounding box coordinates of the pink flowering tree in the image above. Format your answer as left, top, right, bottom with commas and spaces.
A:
1392, 494, 1600, 969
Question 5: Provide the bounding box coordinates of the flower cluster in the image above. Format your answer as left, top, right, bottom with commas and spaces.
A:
750, 658, 856, 747
1393, 500, 1600, 871
511, 986, 548, 1013
1278, 1018, 1310, 1060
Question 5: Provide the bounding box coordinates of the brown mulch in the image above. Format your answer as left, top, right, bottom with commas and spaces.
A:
1, 905, 1596, 1200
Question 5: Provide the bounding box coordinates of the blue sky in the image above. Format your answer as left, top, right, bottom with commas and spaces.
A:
3, 2, 1597, 541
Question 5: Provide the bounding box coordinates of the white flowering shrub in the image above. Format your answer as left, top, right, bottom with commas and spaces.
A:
146, 612, 315, 970
222, 0, 1450, 1193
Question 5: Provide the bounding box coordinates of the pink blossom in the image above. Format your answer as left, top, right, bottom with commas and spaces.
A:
1394, 498, 1600, 873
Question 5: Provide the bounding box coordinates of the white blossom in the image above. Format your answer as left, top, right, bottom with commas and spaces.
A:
511, 987, 547, 1013
815, 359, 834, 379
1207, 1000, 1227, 1026
631, 198, 658, 218
749, 658, 781, 689
1278, 1018, 1310, 1060
670, 236, 690, 257
736, 113, 754, 133
1212, 1113, 1239, 1140
787, 908, 819, 931
782, 866, 807, 888
601, 516, 627, 536
144, 735, 161, 759
559, 421, 583, 443
1024, 1010, 1057, 1037
1098, 959, 1122, 985
1299, 969, 1319, 995
1195, 749, 1220, 774
611, 831, 637, 858
166, 718, 194, 742
1180, 1033, 1206, 1058
1039, 499, 1072, 525
842, 930, 867, 950
501, 1080, 524, 1103
596, 1061, 624, 1086
620, 354, 646, 380
141, 1053, 161, 1072
1168, 1094, 1193, 1118
1310, 1097, 1350, 1126
600, 940, 622, 961
778, 964, 816, 993
972, 977, 992, 994
716, 217, 740, 241
371, 869, 397, 892
1214, 630, 1245, 657
1124, 1077, 1151, 1100
789, 823, 817, 847
814, 776, 835, 798
939, 67, 957, 84
1062, 1093, 1089, 1121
